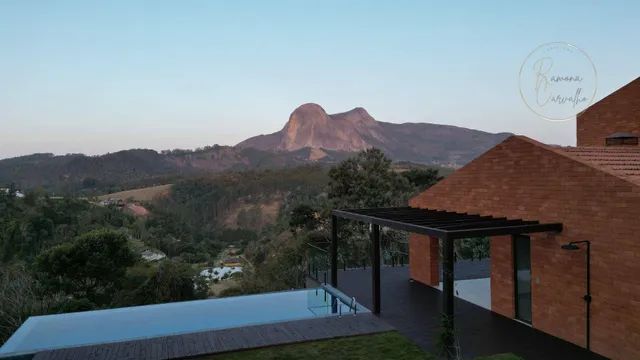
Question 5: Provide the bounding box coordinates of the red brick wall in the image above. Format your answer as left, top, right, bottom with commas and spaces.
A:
577, 77, 640, 146
409, 136, 640, 360
490, 235, 514, 317
409, 234, 439, 286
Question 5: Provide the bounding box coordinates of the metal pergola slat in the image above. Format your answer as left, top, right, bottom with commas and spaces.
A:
329, 206, 563, 354
437, 219, 530, 230
334, 207, 562, 240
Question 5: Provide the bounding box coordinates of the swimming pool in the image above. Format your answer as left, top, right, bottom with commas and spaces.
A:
0, 286, 367, 357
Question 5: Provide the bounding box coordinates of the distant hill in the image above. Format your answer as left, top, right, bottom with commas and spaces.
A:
237, 103, 511, 166
0, 150, 178, 192
0, 146, 352, 193
0, 104, 511, 193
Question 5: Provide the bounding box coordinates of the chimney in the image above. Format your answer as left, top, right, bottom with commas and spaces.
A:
605, 132, 639, 146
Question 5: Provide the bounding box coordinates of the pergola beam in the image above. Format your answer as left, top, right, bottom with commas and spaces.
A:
332, 209, 449, 239
446, 223, 563, 239
438, 218, 529, 230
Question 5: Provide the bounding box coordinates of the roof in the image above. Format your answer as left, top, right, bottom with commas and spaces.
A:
578, 76, 640, 117
332, 207, 562, 240
557, 146, 640, 186
502, 136, 640, 187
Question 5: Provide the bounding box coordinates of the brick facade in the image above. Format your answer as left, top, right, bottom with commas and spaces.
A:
409, 234, 439, 286
409, 136, 640, 360
577, 77, 640, 146
490, 235, 514, 318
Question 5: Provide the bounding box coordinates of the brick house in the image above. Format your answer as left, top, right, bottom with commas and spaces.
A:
408, 77, 640, 360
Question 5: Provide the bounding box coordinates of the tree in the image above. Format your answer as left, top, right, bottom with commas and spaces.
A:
81, 177, 99, 189
0, 265, 61, 344
328, 148, 412, 208
327, 149, 413, 266
289, 204, 319, 232
36, 229, 137, 305
239, 235, 306, 294
237, 206, 263, 230
455, 237, 490, 260
121, 260, 208, 305
401, 168, 442, 191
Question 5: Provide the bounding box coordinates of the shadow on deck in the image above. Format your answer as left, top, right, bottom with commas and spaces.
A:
336, 266, 607, 360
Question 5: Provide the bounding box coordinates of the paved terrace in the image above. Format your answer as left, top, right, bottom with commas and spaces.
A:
29, 314, 392, 360
337, 266, 607, 360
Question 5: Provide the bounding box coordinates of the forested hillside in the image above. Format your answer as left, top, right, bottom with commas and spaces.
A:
0, 190, 211, 344
0, 164, 337, 343
0, 147, 352, 195
0, 149, 488, 346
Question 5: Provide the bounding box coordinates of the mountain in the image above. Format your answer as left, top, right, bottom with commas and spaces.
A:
237, 104, 381, 152
237, 103, 511, 166
0, 103, 511, 193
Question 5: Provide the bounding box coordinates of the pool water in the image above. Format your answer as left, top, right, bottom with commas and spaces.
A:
0, 286, 366, 356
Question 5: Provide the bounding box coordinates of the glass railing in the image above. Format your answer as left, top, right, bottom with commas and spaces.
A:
383, 236, 409, 267
304, 230, 410, 285
306, 241, 330, 283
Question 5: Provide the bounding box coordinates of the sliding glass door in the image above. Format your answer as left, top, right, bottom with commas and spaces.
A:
514, 235, 532, 323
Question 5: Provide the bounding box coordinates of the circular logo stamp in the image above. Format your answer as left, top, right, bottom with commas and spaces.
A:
519, 42, 597, 121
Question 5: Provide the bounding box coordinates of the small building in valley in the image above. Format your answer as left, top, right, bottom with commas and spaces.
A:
222, 257, 242, 267
141, 249, 166, 262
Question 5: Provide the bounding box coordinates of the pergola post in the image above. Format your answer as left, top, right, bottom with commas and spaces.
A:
331, 215, 338, 287
442, 236, 455, 354
371, 224, 381, 314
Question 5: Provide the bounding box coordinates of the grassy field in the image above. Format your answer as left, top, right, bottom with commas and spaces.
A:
97, 184, 172, 202
199, 332, 433, 360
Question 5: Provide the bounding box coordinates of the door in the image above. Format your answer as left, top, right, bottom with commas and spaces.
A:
513, 235, 532, 323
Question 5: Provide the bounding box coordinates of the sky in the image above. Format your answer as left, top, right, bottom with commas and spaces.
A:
0, 1, 638, 159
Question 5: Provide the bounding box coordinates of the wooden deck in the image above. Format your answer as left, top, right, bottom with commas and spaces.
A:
336, 266, 608, 360
32, 313, 393, 360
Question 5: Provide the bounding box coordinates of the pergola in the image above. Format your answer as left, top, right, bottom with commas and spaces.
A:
330, 207, 563, 327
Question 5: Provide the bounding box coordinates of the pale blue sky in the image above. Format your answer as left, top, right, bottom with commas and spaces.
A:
0, 1, 638, 159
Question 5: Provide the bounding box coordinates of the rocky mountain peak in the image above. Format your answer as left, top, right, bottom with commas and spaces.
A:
235, 103, 511, 165
283, 103, 330, 131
